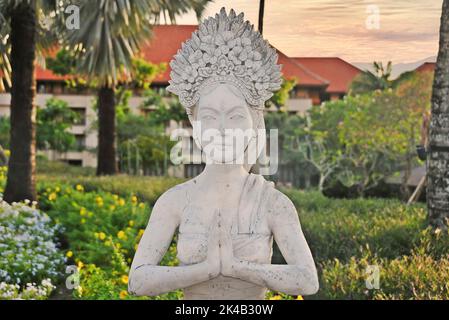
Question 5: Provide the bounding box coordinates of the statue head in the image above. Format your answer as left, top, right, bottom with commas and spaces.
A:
189, 82, 266, 166
166, 7, 282, 169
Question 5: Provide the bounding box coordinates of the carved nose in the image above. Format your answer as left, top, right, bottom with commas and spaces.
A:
218, 114, 226, 135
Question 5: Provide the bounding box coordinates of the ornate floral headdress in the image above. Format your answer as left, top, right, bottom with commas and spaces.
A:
166, 7, 283, 115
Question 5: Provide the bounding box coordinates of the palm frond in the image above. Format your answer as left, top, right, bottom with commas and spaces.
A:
64, 0, 154, 87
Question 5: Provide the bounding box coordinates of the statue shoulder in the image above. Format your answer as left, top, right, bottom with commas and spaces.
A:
261, 184, 299, 223
152, 180, 193, 214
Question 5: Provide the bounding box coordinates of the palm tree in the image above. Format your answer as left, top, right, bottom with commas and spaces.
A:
350, 61, 394, 94
0, 0, 60, 202
427, 0, 449, 229
64, 0, 211, 176
350, 61, 421, 95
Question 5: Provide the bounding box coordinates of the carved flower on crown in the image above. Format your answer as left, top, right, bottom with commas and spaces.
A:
255, 75, 272, 93
199, 34, 217, 56
198, 66, 213, 77
245, 51, 263, 70
202, 52, 217, 65
179, 81, 192, 91
251, 67, 265, 81
213, 55, 234, 75
233, 64, 246, 76
255, 80, 270, 92
215, 31, 237, 55
188, 50, 205, 69
181, 65, 198, 84
228, 45, 247, 65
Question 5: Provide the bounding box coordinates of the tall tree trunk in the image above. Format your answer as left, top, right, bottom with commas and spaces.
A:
258, 0, 265, 35
4, 1, 37, 203
96, 86, 118, 175
427, 0, 449, 229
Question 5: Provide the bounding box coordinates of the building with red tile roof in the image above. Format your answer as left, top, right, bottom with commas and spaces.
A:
34, 25, 361, 107
293, 57, 362, 100
415, 62, 436, 73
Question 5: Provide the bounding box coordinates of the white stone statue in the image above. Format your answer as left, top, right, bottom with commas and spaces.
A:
128, 7, 318, 300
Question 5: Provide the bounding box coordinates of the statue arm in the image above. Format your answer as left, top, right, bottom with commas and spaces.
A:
223, 191, 319, 296
128, 190, 219, 296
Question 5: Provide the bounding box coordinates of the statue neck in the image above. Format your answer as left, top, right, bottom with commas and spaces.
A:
201, 163, 249, 184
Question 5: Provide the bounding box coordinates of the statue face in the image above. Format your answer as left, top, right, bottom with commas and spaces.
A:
194, 83, 254, 164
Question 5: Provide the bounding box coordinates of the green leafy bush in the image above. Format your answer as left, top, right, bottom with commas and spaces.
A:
39, 185, 150, 266
39, 183, 183, 299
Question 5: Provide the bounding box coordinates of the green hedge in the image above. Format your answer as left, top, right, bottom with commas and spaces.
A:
283, 189, 428, 261
38, 174, 182, 206
283, 189, 449, 300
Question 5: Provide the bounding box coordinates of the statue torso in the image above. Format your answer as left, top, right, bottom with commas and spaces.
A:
175, 173, 275, 300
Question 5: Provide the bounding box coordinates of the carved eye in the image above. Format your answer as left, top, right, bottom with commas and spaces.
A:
230, 114, 245, 120
201, 114, 216, 120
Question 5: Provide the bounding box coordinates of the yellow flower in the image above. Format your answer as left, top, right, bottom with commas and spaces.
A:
269, 295, 282, 300
134, 244, 138, 251
48, 192, 57, 201
109, 205, 116, 211
138, 202, 145, 209
117, 230, 126, 240
296, 295, 304, 300
76, 184, 84, 192
66, 251, 73, 258
131, 196, 138, 203
118, 198, 125, 206
77, 261, 84, 270
113, 194, 119, 200
79, 207, 87, 216
98, 232, 106, 240
128, 220, 134, 227
95, 196, 104, 207
138, 229, 145, 237
121, 275, 129, 284
77, 286, 83, 296
119, 290, 128, 299
55, 186, 61, 192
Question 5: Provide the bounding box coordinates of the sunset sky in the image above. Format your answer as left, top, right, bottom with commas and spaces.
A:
175, 0, 443, 64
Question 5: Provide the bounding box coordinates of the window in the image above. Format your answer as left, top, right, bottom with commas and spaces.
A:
66, 159, 82, 166
74, 134, 85, 151
71, 107, 87, 125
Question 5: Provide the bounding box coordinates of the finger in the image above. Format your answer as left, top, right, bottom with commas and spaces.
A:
219, 227, 232, 249
208, 209, 220, 247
